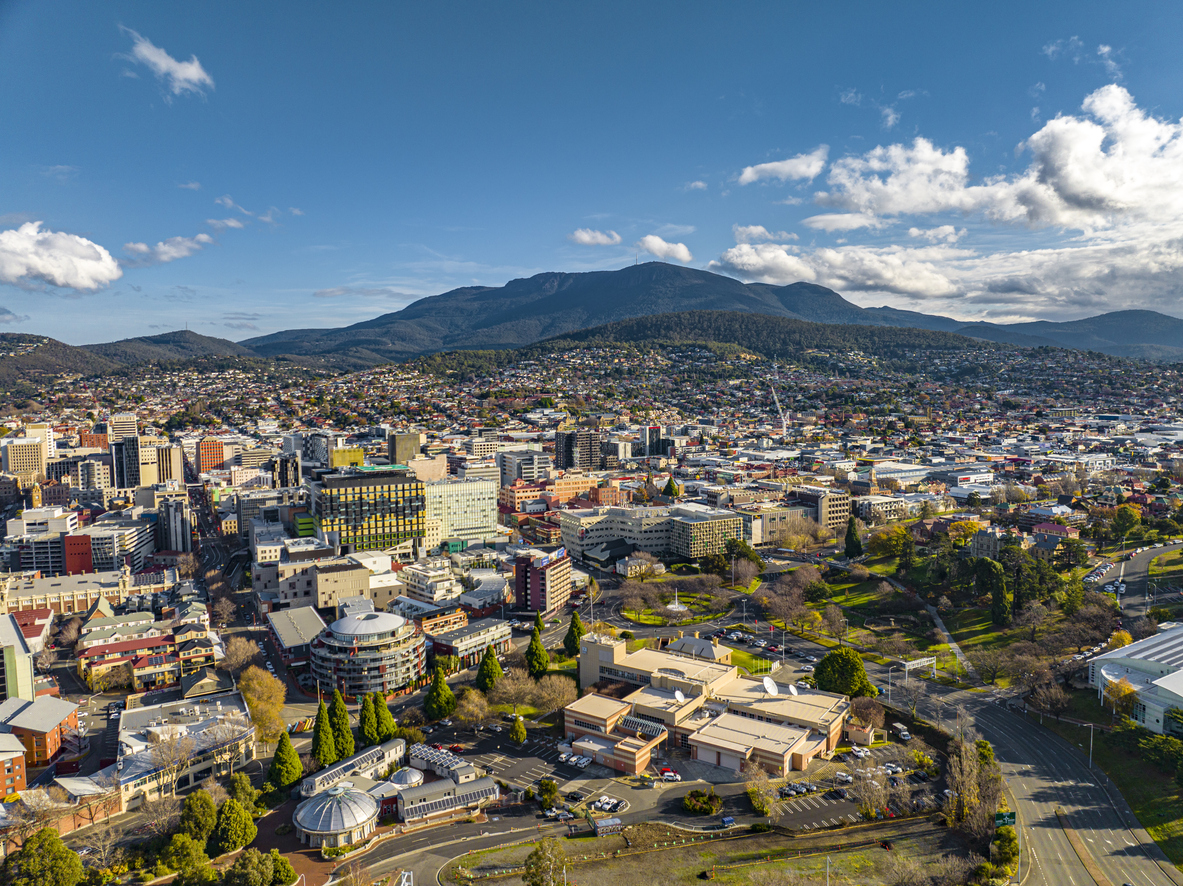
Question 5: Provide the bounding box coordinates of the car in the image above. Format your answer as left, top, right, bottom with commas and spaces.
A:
490, 724, 502, 732
836, 772, 853, 784
558, 752, 570, 762
448, 744, 465, 754
889, 776, 901, 787
440, 719, 452, 727
834, 788, 849, 800
767, 645, 779, 653
801, 665, 814, 672
942, 789, 957, 797
567, 791, 583, 801
662, 772, 682, 781
544, 808, 559, 818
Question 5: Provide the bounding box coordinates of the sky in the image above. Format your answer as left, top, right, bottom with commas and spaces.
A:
4, 2, 1183, 343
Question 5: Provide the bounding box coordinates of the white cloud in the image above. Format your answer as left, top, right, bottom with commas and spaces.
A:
257, 207, 281, 225
215, 195, 252, 215
1042, 36, 1085, 62
802, 213, 886, 232
637, 234, 693, 263
839, 88, 862, 106
40, 165, 79, 182
655, 223, 696, 237
684, 180, 707, 190
179, 181, 201, 190
120, 28, 214, 99
738, 145, 829, 184
123, 233, 214, 266
206, 218, 245, 231
1098, 44, 1122, 80
908, 225, 965, 243
0, 222, 122, 291
880, 106, 900, 130
289, 207, 304, 216
733, 224, 796, 243
569, 228, 622, 246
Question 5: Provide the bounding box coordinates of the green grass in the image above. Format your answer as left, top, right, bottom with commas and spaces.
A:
942, 607, 1012, 652
727, 647, 773, 674
865, 556, 900, 576
1040, 693, 1183, 866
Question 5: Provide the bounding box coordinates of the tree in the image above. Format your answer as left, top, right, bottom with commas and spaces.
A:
268, 731, 303, 790
77, 821, 124, 871
850, 696, 885, 729
968, 648, 1005, 684
3, 827, 84, 886
844, 516, 863, 558
522, 837, 566, 886
180, 788, 218, 843
238, 665, 287, 743
34, 647, 55, 673
1105, 676, 1138, 719
896, 535, 917, 575
532, 674, 577, 716
174, 866, 220, 886
490, 667, 536, 714
149, 723, 197, 797
1015, 602, 1051, 643
223, 848, 273, 886
976, 558, 1010, 626
213, 596, 236, 626
455, 688, 490, 727
947, 521, 980, 546
312, 700, 338, 767
374, 693, 397, 742
210, 797, 257, 855
509, 715, 527, 743
424, 666, 458, 721
329, 689, 355, 758
1109, 629, 1133, 650
814, 647, 877, 697
222, 636, 260, 674
1062, 577, 1085, 616
229, 771, 260, 811
164, 833, 210, 874
270, 849, 297, 886
803, 579, 831, 603
57, 617, 82, 648
867, 524, 910, 558
538, 778, 559, 809
1112, 504, 1141, 541
563, 612, 586, 657
822, 603, 848, 644
474, 644, 503, 693
525, 629, 550, 679
534, 611, 545, 634
358, 694, 379, 748
1031, 683, 1069, 719
140, 795, 182, 838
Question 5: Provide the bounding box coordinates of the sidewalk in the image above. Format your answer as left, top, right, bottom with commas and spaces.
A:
924, 604, 980, 684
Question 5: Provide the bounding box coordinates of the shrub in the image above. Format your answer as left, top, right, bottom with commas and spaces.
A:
621, 631, 635, 640
746, 785, 770, 815
750, 822, 772, 833
682, 788, 723, 815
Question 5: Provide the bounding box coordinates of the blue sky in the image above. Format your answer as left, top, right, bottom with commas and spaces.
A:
3, 1, 1183, 343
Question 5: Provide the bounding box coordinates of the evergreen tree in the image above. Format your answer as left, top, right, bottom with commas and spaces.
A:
509, 714, 527, 743
358, 693, 379, 747
474, 644, 503, 693
267, 731, 302, 789
311, 699, 337, 768
977, 558, 1010, 626
844, 516, 863, 558
4, 827, 85, 886
329, 689, 355, 759
222, 848, 272, 886
269, 850, 297, 886
814, 647, 877, 698
896, 535, 916, 575
661, 477, 680, 498
163, 834, 210, 874
562, 612, 586, 658
179, 789, 218, 843
210, 798, 257, 855
534, 610, 545, 634
373, 692, 397, 742
526, 628, 550, 679
424, 666, 457, 721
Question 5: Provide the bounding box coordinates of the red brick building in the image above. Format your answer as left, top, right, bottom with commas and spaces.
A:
0, 696, 79, 766
0, 734, 26, 795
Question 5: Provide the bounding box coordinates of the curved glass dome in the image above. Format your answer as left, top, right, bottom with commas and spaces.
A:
295, 786, 379, 834
329, 610, 407, 638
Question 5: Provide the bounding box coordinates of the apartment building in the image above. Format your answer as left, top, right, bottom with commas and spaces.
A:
399, 559, 463, 606
310, 467, 425, 553
513, 548, 572, 614
309, 601, 427, 699
2, 438, 46, 485
197, 436, 226, 474
559, 504, 742, 562
495, 449, 551, 488
424, 478, 497, 548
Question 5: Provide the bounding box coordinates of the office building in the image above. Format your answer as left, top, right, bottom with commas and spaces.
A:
495, 449, 552, 488
426, 618, 512, 668
1, 438, 46, 486
0, 614, 35, 702
399, 560, 463, 605
237, 487, 306, 539
513, 548, 572, 614
310, 467, 425, 553
160, 498, 194, 553
388, 433, 423, 466
270, 453, 302, 489
559, 504, 743, 563
788, 486, 851, 533
108, 413, 138, 443
424, 478, 497, 549
197, 437, 226, 474
555, 429, 604, 472
309, 600, 427, 699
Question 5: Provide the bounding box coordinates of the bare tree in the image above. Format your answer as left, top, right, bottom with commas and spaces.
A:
58, 617, 83, 648
455, 688, 490, 728
175, 552, 200, 578
532, 674, 577, 716
968, 648, 1005, 684
1014, 602, 1051, 643
822, 603, 847, 644
212, 596, 236, 626
899, 680, 924, 719
850, 696, 885, 729
490, 667, 536, 715
207, 715, 250, 776
199, 775, 229, 805
8, 788, 68, 846
732, 559, 759, 588
140, 795, 181, 838
148, 725, 197, 797
631, 551, 662, 582
742, 762, 781, 823
77, 821, 124, 870
93, 662, 132, 692
221, 636, 260, 675
34, 647, 57, 673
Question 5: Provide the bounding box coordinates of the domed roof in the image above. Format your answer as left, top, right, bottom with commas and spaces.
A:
330, 610, 406, 637
390, 767, 424, 787
295, 786, 379, 834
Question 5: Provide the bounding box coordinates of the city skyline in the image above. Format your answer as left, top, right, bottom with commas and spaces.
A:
4, 2, 1183, 342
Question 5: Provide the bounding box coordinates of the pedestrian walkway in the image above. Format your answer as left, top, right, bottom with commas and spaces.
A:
925, 603, 980, 684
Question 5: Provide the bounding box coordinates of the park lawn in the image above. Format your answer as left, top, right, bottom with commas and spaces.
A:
1151, 550, 1183, 582
489, 701, 541, 721
1040, 693, 1183, 866
865, 556, 900, 576
942, 607, 1012, 653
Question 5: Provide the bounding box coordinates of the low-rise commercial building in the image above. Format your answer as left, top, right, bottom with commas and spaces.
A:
427, 618, 512, 667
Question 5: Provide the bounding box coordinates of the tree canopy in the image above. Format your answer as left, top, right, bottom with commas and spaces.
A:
814, 647, 877, 698
267, 731, 303, 789
4, 827, 85, 886
424, 666, 458, 721
329, 689, 355, 759
526, 628, 550, 679
312, 699, 337, 767
475, 644, 503, 693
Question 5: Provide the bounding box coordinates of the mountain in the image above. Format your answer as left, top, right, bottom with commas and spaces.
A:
82, 330, 260, 363
0, 334, 122, 401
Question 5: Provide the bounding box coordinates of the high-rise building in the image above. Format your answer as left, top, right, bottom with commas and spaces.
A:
0, 615, 35, 703
555, 429, 604, 472
387, 433, 422, 466
513, 548, 573, 614
156, 445, 184, 483
159, 499, 194, 553
119, 436, 163, 488
495, 450, 552, 488
424, 478, 497, 548
1, 439, 46, 486
642, 426, 663, 457
108, 413, 138, 443
197, 437, 225, 474
269, 453, 302, 489
24, 423, 55, 461
309, 467, 425, 553
788, 486, 852, 533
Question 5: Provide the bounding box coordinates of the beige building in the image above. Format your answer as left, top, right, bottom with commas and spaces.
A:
967, 526, 1032, 560
790, 486, 851, 533
559, 504, 742, 562
2, 438, 46, 486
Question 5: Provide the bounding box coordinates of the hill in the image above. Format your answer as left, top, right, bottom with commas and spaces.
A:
82, 330, 259, 363
0, 334, 121, 401
413, 310, 991, 378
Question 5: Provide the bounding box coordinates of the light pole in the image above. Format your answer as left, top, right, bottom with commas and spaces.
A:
887, 665, 898, 703
1088, 723, 1094, 769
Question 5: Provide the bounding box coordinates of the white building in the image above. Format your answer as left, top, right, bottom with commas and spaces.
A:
424, 478, 497, 549
1089, 626, 1183, 736
399, 559, 463, 605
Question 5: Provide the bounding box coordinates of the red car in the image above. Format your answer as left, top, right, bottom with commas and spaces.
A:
429, 742, 444, 750
448, 744, 465, 754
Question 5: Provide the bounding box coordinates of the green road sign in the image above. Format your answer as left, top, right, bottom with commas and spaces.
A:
995, 811, 1016, 827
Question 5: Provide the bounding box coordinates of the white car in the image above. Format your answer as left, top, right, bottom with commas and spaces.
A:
801, 665, 814, 672
577, 759, 591, 769
836, 772, 854, 784
558, 752, 570, 763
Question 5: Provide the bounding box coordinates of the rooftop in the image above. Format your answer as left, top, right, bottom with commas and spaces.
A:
268, 606, 327, 649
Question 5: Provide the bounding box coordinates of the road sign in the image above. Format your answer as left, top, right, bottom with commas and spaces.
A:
995, 811, 1016, 827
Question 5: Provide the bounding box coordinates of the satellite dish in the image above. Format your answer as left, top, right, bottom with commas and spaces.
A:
674, 689, 686, 704
762, 675, 779, 697
788, 684, 799, 696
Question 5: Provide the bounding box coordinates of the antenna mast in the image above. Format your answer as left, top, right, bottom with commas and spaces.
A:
769, 362, 787, 438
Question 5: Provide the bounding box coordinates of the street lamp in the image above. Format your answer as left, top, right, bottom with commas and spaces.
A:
887, 665, 898, 703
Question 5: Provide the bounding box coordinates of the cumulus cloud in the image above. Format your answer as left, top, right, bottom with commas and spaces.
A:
802, 213, 886, 232
637, 234, 693, 263
179, 181, 201, 190
569, 228, 622, 246
0, 222, 122, 291
738, 145, 829, 184
908, 225, 965, 243
123, 233, 214, 266
684, 180, 708, 190
206, 217, 245, 231
120, 28, 214, 99
733, 224, 796, 243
